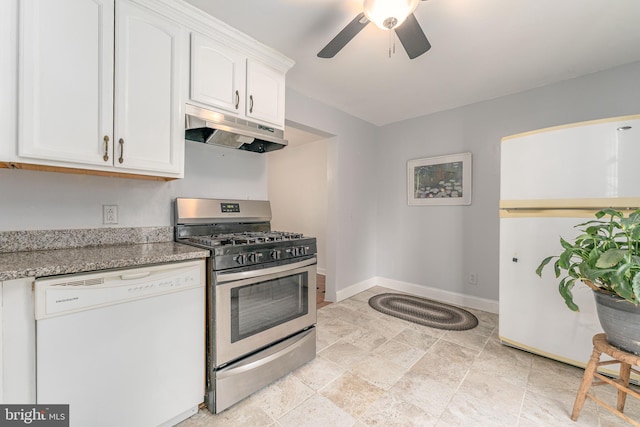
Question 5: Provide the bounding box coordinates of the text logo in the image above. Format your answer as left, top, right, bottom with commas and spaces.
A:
0, 405, 68, 426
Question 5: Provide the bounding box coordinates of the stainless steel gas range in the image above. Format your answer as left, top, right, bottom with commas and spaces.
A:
174, 198, 317, 413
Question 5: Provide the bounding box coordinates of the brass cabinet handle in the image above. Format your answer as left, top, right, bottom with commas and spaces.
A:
103, 135, 110, 162
235, 90, 239, 110
249, 95, 254, 113
118, 138, 124, 164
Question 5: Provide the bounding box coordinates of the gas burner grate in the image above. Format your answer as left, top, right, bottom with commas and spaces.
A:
187, 231, 306, 247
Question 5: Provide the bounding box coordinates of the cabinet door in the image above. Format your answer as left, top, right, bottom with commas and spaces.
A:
18, 0, 114, 166
1, 0, 18, 163
245, 59, 285, 128
190, 33, 245, 115
2, 278, 36, 404
114, 0, 186, 175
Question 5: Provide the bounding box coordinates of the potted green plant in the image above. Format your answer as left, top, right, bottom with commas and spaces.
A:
536, 208, 640, 355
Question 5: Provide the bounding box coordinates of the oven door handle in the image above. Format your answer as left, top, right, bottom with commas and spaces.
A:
215, 257, 316, 283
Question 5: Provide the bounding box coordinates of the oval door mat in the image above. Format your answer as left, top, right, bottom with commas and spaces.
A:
368, 293, 479, 331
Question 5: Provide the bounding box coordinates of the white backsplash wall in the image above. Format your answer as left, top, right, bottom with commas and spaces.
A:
267, 138, 328, 275
375, 60, 640, 303
0, 141, 268, 231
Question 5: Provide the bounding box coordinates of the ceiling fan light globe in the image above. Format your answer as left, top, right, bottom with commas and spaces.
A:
363, 0, 419, 30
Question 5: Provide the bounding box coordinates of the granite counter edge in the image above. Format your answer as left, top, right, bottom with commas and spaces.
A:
0, 243, 210, 282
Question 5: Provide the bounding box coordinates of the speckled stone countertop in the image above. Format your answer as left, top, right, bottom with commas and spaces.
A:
0, 227, 209, 281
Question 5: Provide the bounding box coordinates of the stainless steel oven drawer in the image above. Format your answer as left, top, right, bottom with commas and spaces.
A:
212, 327, 316, 413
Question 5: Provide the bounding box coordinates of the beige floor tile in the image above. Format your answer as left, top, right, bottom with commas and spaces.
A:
527, 353, 587, 395
177, 398, 274, 427
319, 316, 360, 338
337, 297, 373, 314
248, 373, 315, 419
349, 353, 407, 390
350, 289, 377, 303
471, 337, 533, 388
519, 388, 600, 427
387, 371, 457, 417
409, 340, 478, 388
322, 303, 363, 324
293, 355, 345, 391
437, 394, 520, 427
319, 340, 370, 368
319, 372, 385, 418
372, 338, 426, 369
341, 323, 391, 351
446, 370, 525, 422
277, 394, 357, 427
441, 326, 493, 351
360, 392, 438, 426
393, 327, 440, 351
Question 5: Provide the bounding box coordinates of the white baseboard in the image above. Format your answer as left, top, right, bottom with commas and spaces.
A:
335, 276, 499, 314
335, 277, 379, 301
316, 267, 326, 275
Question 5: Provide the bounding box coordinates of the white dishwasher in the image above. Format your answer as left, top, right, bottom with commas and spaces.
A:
35, 259, 205, 427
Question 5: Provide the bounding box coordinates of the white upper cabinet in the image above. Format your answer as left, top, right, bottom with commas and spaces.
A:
114, 0, 185, 174
189, 32, 289, 129
4, 0, 292, 178
245, 59, 285, 127
17, 0, 186, 178
19, 0, 114, 167
190, 33, 245, 115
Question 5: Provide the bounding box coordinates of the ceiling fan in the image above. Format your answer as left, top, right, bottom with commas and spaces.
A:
318, 0, 431, 59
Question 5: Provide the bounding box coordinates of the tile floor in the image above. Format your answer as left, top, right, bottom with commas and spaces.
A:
179, 286, 640, 426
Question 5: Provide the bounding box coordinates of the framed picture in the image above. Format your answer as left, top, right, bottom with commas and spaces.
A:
407, 152, 472, 206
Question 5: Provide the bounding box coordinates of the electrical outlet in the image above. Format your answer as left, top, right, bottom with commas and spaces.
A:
103, 205, 118, 224
468, 273, 478, 285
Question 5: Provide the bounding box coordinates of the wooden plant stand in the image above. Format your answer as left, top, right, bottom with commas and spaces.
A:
572, 333, 640, 426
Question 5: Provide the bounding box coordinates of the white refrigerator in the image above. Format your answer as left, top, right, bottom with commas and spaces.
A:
499, 114, 640, 367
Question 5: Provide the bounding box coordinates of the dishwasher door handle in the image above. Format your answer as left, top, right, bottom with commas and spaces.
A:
120, 272, 151, 280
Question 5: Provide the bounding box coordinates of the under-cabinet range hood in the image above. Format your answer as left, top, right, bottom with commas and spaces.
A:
184, 104, 287, 153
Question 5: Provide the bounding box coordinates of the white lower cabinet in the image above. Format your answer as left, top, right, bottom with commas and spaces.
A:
17, 0, 186, 179
1, 278, 36, 404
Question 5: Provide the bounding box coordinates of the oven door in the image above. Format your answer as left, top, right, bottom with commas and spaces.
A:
213, 257, 316, 366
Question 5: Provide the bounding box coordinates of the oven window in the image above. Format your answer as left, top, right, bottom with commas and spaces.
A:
230, 272, 309, 342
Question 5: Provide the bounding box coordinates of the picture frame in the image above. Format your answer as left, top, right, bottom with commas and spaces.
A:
407, 152, 472, 206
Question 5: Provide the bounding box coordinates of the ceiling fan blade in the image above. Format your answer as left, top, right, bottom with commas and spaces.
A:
318, 12, 369, 58
394, 13, 431, 59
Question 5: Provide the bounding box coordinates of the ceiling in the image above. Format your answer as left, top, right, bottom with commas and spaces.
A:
183, 0, 640, 127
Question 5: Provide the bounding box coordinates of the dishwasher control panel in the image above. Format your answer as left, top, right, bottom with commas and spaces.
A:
35, 260, 205, 320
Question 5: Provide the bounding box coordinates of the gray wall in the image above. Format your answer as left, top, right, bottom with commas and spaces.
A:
0, 141, 267, 230
267, 139, 328, 274
374, 60, 640, 301
285, 89, 378, 300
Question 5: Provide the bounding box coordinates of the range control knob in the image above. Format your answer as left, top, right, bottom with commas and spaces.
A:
298, 246, 308, 256
248, 252, 263, 263
271, 250, 282, 260
286, 247, 298, 257
234, 254, 247, 265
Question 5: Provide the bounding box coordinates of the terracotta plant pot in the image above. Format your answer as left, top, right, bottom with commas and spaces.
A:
594, 290, 640, 355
